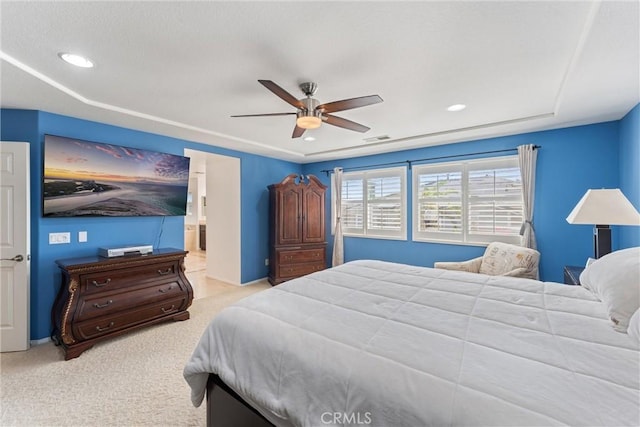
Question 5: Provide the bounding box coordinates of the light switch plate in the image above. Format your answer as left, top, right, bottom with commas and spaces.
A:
49, 232, 71, 244
79, 231, 88, 242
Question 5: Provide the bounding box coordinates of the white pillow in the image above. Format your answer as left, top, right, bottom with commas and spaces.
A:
628, 308, 640, 344
580, 247, 640, 332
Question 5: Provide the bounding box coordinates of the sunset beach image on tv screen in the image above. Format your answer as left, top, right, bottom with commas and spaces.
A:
43, 135, 191, 217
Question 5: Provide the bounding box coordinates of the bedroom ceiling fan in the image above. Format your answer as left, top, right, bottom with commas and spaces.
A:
231, 80, 383, 138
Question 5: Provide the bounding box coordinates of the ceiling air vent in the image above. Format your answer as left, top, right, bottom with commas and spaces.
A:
363, 135, 391, 143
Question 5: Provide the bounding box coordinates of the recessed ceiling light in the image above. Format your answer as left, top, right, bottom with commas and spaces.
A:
447, 104, 466, 112
303, 136, 316, 142
58, 52, 94, 68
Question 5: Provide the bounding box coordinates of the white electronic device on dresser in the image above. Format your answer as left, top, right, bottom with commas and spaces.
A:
98, 244, 153, 258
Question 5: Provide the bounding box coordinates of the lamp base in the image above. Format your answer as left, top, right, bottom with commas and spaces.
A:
594, 225, 611, 259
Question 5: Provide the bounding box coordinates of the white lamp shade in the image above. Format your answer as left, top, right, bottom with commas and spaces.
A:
566, 189, 640, 225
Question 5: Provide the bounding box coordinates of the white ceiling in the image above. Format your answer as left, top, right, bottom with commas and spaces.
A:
1, 1, 638, 163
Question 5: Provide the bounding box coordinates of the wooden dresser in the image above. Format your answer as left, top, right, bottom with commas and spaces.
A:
51, 248, 193, 360
268, 174, 327, 285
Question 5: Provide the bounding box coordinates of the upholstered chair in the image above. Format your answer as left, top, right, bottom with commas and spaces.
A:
434, 241, 540, 280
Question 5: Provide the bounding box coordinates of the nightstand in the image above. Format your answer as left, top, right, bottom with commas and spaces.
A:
563, 265, 585, 286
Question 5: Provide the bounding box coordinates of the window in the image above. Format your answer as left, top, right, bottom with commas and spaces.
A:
334, 167, 406, 240
413, 156, 523, 245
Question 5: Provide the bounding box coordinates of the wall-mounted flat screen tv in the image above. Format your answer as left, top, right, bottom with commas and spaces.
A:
43, 135, 191, 217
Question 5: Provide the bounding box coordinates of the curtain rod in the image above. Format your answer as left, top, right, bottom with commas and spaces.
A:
320, 145, 541, 176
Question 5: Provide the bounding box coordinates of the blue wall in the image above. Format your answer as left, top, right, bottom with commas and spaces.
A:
619, 104, 640, 248
303, 120, 634, 284
1, 109, 300, 340
3, 106, 638, 341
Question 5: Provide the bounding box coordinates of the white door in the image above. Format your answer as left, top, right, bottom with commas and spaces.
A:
0, 142, 30, 352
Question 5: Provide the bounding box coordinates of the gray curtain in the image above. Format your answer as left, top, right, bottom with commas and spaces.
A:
518, 144, 537, 249
332, 167, 344, 266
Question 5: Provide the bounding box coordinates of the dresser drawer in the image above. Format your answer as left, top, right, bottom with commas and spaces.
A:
278, 262, 325, 279
277, 248, 324, 264
75, 280, 184, 321
79, 261, 179, 295
73, 297, 186, 341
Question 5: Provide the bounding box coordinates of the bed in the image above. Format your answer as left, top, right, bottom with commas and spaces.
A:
184, 252, 640, 426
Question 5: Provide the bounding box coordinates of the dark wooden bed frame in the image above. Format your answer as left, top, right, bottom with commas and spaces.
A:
206, 374, 275, 427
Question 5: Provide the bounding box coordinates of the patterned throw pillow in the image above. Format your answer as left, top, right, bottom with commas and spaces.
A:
478, 242, 539, 279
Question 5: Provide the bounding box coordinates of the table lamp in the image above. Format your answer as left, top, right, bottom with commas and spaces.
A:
566, 189, 640, 258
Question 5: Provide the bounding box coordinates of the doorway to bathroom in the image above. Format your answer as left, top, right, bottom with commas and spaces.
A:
183, 148, 241, 296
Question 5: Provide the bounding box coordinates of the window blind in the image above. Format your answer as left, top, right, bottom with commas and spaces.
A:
336, 167, 406, 239
413, 156, 523, 244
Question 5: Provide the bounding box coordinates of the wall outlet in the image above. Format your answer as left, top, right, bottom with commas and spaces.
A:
264, 258, 269, 266
49, 232, 71, 244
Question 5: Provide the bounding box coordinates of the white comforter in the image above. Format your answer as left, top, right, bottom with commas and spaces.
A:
184, 260, 639, 426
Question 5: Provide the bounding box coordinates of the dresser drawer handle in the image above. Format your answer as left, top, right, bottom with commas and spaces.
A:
91, 278, 111, 287
158, 285, 176, 293
157, 268, 173, 275
161, 304, 176, 313
95, 322, 114, 332
93, 300, 113, 309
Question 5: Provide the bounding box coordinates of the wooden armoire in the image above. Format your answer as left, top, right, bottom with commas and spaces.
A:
268, 174, 327, 285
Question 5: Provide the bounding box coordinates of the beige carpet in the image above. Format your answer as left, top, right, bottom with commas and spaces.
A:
0, 282, 269, 427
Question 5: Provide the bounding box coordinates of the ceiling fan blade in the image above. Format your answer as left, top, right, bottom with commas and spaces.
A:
323, 114, 370, 133
258, 80, 305, 109
292, 125, 306, 138
317, 95, 383, 114
231, 112, 296, 117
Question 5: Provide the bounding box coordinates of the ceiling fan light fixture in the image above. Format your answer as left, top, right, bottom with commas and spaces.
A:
296, 114, 322, 129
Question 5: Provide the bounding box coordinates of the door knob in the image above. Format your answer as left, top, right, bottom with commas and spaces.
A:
1, 254, 24, 262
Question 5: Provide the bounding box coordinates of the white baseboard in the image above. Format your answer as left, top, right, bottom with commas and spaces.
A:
241, 277, 269, 287
30, 337, 52, 346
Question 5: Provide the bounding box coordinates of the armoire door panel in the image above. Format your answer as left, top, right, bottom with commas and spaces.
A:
303, 188, 325, 243
278, 188, 302, 245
